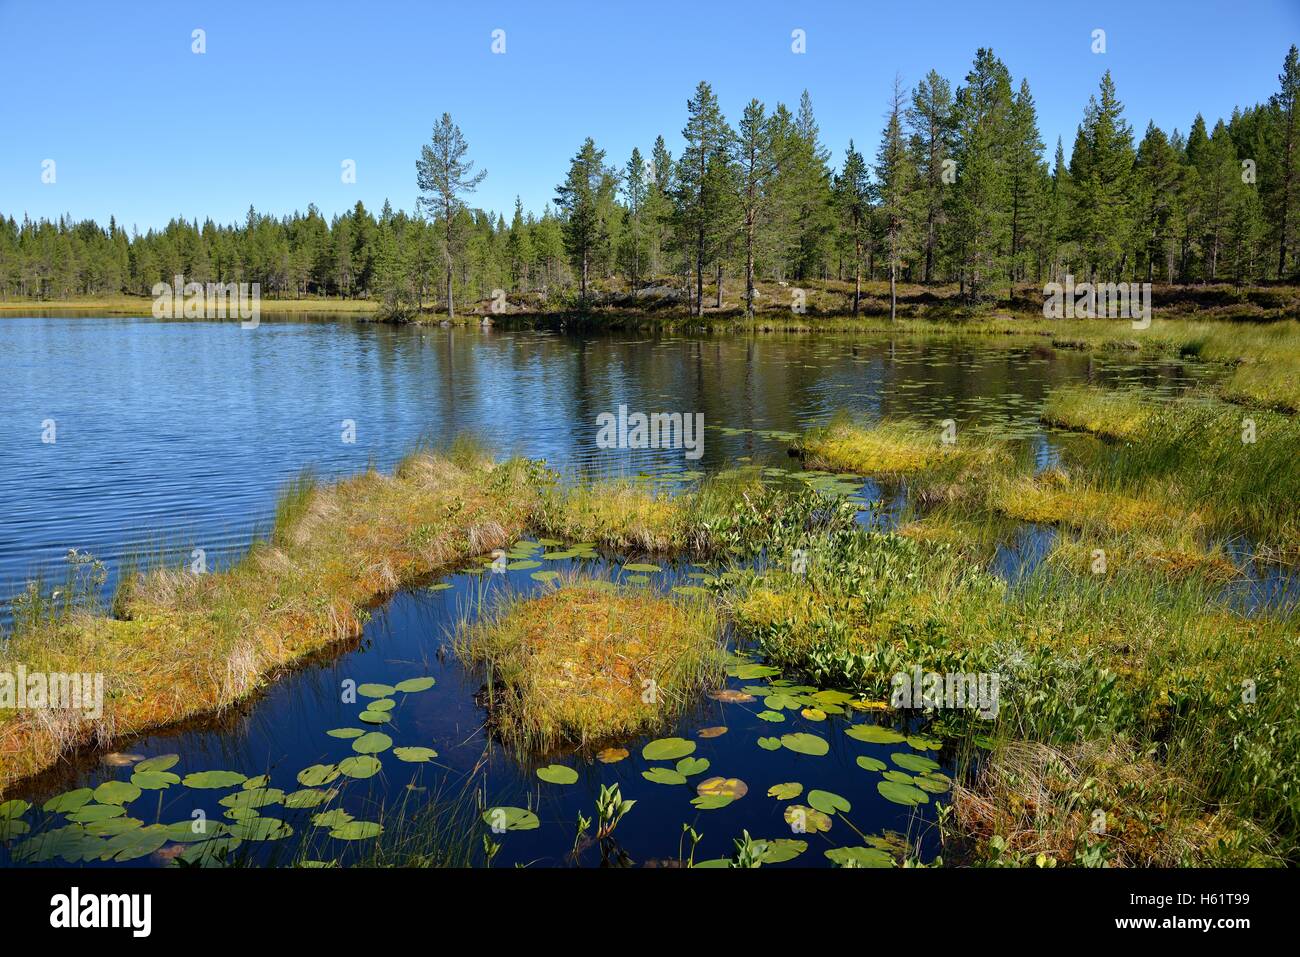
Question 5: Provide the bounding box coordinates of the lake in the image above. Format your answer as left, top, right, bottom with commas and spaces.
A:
0, 314, 1246, 868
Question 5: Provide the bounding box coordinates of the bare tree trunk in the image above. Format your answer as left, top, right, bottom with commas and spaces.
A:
715, 262, 723, 309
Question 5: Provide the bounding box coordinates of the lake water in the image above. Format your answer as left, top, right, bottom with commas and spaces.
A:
0, 314, 1255, 868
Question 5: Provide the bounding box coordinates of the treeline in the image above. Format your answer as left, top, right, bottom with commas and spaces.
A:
2, 45, 1297, 315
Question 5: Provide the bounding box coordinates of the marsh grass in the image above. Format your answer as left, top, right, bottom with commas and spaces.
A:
0, 446, 545, 792
452, 575, 725, 753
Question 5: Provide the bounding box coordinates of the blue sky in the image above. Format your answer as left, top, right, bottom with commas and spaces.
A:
2, 0, 1296, 232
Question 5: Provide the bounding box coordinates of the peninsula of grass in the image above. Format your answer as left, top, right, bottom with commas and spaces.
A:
0, 443, 546, 793
453, 577, 724, 753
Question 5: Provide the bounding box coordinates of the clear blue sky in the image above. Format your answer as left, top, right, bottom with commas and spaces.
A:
2, 0, 1296, 233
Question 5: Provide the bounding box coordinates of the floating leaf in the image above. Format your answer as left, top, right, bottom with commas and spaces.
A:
877, 780, 930, 806
131, 770, 180, 790
134, 754, 179, 774
357, 683, 396, 698
892, 752, 941, 774
326, 727, 365, 739
622, 562, 662, 574
43, 789, 93, 814
0, 819, 30, 839
800, 707, 828, 721
358, 710, 391, 724
807, 789, 852, 815
907, 734, 943, 751
757, 710, 785, 722
675, 757, 710, 777
219, 788, 284, 810
689, 794, 734, 810
759, 838, 807, 863
756, 737, 781, 751
642, 737, 696, 761
845, 724, 906, 744
707, 686, 759, 702
642, 767, 687, 785
241, 775, 270, 790
727, 663, 780, 680
783, 805, 832, 834
311, 809, 353, 828
393, 746, 438, 763
506, 559, 542, 570
228, 817, 292, 841
427, 582, 453, 591
351, 731, 393, 755
482, 807, 539, 831
394, 677, 436, 693
284, 788, 336, 809
367, 699, 397, 713
296, 764, 340, 787
329, 821, 382, 841
915, 772, 952, 794
596, 747, 628, 764
696, 726, 728, 738
536, 764, 578, 785
0, 799, 32, 819
100, 824, 169, 862
855, 755, 887, 772
767, 782, 803, 800
531, 570, 561, 582
338, 756, 382, 779
780, 732, 829, 756
763, 692, 801, 711
67, 804, 125, 824
696, 777, 747, 800
825, 846, 893, 867
93, 781, 141, 806
183, 770, 247, 789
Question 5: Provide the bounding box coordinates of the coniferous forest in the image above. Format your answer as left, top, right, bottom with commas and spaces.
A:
4, 45, 1298, 315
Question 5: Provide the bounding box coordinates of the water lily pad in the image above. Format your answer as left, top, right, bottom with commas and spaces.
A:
358, 710, 392, 724
536, 764, 578, 785
622, 562, 662, 573
183, 770, 247, 789
780, 732, 829, 756
915, 772, 953, 794
759, 838, 807, 863
134, 754, 180, 773
357, 683, 396, 698
326, 727, 365, 739
131, 770, 181, 790
531, 570, 561, 582
393, 746, 438, 763
642, 737, 695, 761
764, 692, 801, 710
757, 710, 785, 722
696, 726, 728, 738
855, 755, 887, 772
219, 788, 284, 810
907, 734, 943, 751
329, 821, 382, 841
845, 724, 906, 744
0, 799, 31, 819
892, 752, 941, 774
427, 582, 453, 591
311, 809, 353, 828
394, 676, 436, 693
43, 789, 93, 814
100, 824, 169, 862
296, 764, 341, 787
338, 755, 382, 779
67, 803, 125, 824
696, 776, 747, 800
175, 836, 244, 867
756, 737, 781, 750
728, 663, 780, 680
93, 781, 141, 806
284, 788, 336, 809
708, 689, 755, 703
689, 794, 735, 810
675, 757, 710, 777
0, 819, 30, 839
596, 747, 628, 763
825, 846, 893, 867
800, 707, 828, 721
877, 780, 930, 806
807, 789, 851, 815
228, 816, 292, 841
366, 698, 397, 713
642, 767, 688, 785
506, 559, 542, 570
482, 806, 539, 832
767, 782, 803, 800
783, 804, 832, 834
351, 731, 393, 754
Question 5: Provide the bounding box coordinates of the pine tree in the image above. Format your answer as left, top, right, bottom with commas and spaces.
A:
1069, 71, 1136, 282
734, 99, 778, 316
415, 113, 487, 318
674, 82, 734, 316
834, 140, 870, 315
876, 76, 919, 320
907, 70, 954, 283
555, 138, 615, 304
